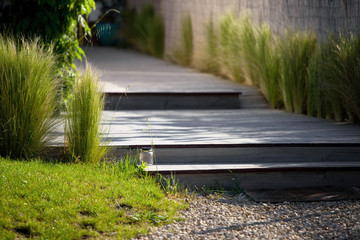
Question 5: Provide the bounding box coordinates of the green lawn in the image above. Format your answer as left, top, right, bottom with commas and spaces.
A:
0, 158, 185, 239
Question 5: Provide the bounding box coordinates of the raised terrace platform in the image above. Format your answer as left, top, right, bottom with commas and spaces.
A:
64, 47, 360, 192
82, 47, 267, 110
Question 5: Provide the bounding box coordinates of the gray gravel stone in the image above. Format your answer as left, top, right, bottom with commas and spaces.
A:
134, 193, 360, 239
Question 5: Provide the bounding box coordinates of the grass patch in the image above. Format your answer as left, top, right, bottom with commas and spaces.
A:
0, 157, 185, 239
0, 35, 60, 159
65, 65, 109, 164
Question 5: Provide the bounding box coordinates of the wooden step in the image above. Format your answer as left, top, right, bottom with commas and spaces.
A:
104, 92, 242, 110
145, 162, 360, 190
117, 143, 360, 164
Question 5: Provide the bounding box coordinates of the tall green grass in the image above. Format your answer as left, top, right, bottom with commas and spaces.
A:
122, 5, 165, 58
202, 16, 220, 73
307, 37, 341, 120
308, 34, 360, 122
219, 13, 244, 82
328, 34, 360, 122
173, 14, 194, 66
255, 25, 283, 108
279, 30, 317, 114
217, 14, 283, 106
65, 65, 108, 164
218, 14, 259, 86
237, 17, 259, 87
0, 36, 60, 158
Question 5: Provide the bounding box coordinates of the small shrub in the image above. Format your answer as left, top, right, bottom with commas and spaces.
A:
0, 36, 60, 158
65, 65, 109, 164
280, 30, 317, 114
173, 14, 194, 66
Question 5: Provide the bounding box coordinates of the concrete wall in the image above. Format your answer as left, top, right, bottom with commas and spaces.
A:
127, 0, 360, 57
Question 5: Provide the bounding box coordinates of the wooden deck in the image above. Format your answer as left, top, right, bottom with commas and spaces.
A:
68, 47, 360, 190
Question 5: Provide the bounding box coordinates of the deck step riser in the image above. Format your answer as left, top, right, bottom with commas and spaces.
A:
43, 146, 360, 164
113, 146, 360, 164
104, 93, 242, 110
157, 170, 360, 190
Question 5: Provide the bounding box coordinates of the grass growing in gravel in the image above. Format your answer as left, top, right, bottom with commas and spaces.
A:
0, 157, 185, 239
0, 35, 60, 159
65, 65, 108, 164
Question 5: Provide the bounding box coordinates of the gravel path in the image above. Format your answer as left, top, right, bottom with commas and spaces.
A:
135, 193, 360, 240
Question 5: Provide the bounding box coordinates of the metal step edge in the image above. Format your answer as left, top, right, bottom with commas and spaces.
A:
146, 162, 360, 174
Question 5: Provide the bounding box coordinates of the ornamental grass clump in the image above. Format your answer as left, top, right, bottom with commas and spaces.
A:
65, 65, 108, 164
236, 16, 259, 87
218, 13, 259, 86
202, 16, 220, 73
308, 34, 360, 122
219, 13, 243, 82
326, 34, 360, 123
255, 24, 283, 109
122, 5, 165, 58
279, 30, 317, 114
0, 36, 60, 158
173, 14, 194, 66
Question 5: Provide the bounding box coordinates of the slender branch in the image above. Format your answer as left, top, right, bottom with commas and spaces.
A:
91, 9, 121, 29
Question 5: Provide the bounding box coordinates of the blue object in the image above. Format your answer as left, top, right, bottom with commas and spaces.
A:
96, 23, 119, 46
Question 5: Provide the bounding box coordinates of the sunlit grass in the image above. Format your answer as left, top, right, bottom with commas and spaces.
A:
236, 16, 259, 87
0, 157, 185, 239
219, 13, 244, 82
65, 65, 109, 164
0, 35, 60, 158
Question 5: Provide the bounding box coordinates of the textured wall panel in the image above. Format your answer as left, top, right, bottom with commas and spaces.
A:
127, 0, 360, 56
